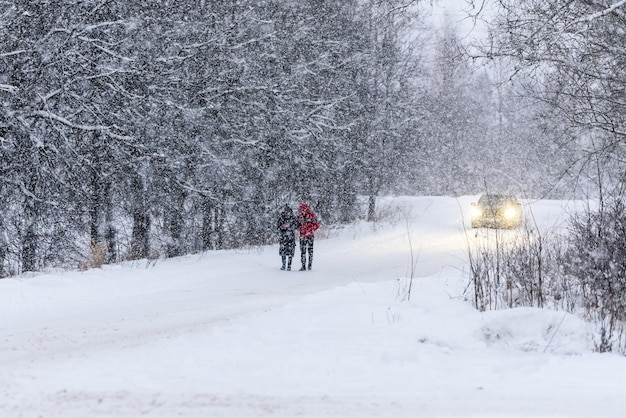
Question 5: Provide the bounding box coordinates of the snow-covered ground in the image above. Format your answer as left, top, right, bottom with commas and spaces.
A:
2, 196, 625, 418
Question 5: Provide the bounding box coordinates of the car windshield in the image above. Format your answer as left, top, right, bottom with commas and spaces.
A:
478, 195, 516, 206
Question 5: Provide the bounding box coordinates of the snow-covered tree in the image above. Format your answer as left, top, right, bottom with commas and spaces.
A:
485, 0, 626, 189
0, 0, 433, 275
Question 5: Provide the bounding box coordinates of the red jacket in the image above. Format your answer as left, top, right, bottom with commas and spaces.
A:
297, 203, 319, 238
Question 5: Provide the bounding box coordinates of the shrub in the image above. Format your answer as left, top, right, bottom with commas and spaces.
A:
81, 241, 108, 270
563, 198, 626, 352
466, 223, 561, 311
466, 196, 626, 354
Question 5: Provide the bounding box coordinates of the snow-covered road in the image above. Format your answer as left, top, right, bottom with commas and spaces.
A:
2, 196, 624, 418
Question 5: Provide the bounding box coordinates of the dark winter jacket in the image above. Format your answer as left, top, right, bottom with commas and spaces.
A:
277, 206, 298, 256
296, 203, 319, 238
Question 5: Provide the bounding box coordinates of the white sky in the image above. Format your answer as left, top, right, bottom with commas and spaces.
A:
428, 0, 491, 41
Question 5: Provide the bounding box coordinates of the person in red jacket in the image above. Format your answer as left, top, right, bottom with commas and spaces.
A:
296, 203, 320, 271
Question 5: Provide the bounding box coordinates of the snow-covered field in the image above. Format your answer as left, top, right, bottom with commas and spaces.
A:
2, 196, 625, 418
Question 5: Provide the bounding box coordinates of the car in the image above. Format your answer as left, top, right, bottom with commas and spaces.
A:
470, 194, 523, 229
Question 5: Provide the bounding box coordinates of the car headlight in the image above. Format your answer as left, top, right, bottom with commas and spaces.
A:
503, 206, 519, 219
470, 206, 482, 219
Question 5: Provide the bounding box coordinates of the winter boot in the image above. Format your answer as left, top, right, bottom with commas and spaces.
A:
287, 257, 292, 271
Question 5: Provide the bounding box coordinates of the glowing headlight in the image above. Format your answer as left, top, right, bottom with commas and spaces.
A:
470, 206, 482, 219
503, 207, 519, 219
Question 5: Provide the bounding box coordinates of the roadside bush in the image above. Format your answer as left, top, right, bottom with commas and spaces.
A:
467, 197, 626, 354
467, 224, 562, 311
562, 198, 626, 352
81, 241, 108, 271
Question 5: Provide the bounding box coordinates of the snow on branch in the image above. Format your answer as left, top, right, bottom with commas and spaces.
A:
0, 84, 18, 94
0, 49, 27, 58
223, 137, 263, 147
82, 20, 127, 33
32, 110, 108, 131
31, 110, 133, 140
77, 38, 134, 62
228, 31, 276, 51
575, 0, 626, 23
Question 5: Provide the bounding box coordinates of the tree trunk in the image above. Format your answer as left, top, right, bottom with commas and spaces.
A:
215, 202, 225, 250
22, 220, 37, 272
104, 181, 117, 264
367, 194, 376, 222
0, 183, 7, 277
166, 190, 185, 257
0, 231, 6, 278
201, 196, 213, 251
22, 165, 40, 272
89, 168, 103, 245
130, 210, 150, 260
129, 176, 150, 259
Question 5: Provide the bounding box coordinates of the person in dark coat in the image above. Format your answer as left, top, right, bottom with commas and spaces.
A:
296, 203, 320, 271
277, 205, 298, 270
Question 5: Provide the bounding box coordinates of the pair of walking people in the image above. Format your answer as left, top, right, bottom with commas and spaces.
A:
277, 203, 319, 271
